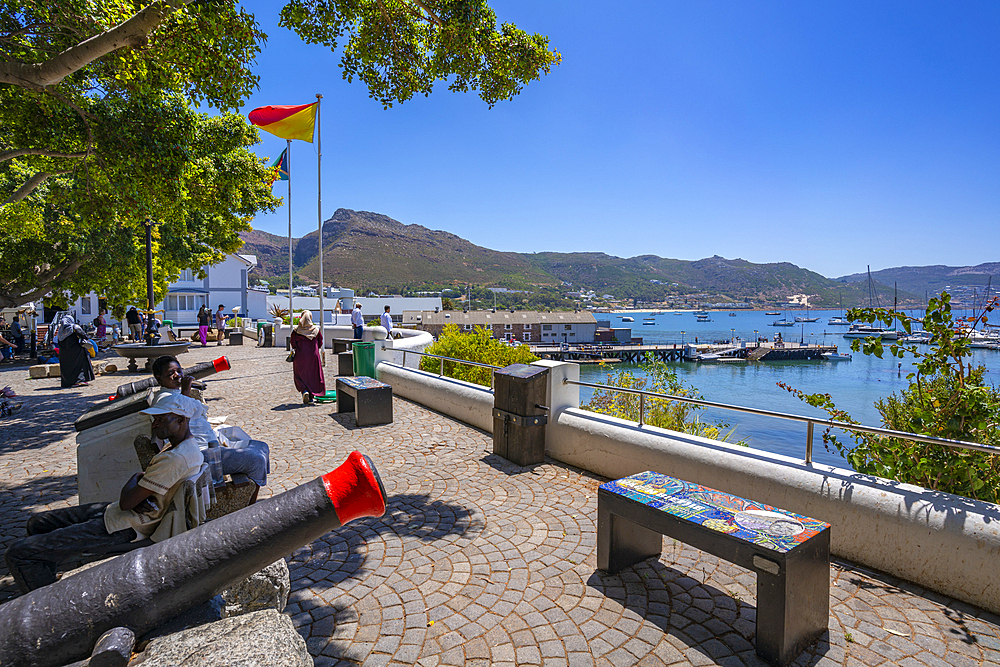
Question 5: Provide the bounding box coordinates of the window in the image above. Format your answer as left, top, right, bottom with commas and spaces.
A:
464, 324, 472, 331
564, 325, 572, 330
80, 298, 92, 315
167, 294, 204, 311
505, 324, 512, 330
542, 324, 552, 331
179, 269, 194, 282
523, 333, 531, 341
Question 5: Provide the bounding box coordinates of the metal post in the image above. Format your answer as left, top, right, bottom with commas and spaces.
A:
805, 421, 814, 465
439, 357, 444, 377
144, 219, 155, 314
316, 94, 324, 329
639, 394, 645, 427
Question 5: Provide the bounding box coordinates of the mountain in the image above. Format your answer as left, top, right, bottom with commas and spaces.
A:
837, 264, 1000, 300
239, 208, 985, 306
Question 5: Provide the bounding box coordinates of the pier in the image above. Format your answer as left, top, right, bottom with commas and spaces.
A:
528, 341, 838, 363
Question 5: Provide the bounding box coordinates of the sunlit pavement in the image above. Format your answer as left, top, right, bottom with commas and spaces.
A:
1, 344, 998, 666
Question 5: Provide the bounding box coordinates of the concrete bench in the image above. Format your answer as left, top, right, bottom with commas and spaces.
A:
597, 471, 830, 667
336, 377, 392, 426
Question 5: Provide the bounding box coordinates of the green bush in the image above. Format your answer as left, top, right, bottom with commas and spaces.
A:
781, 292, 1000, 503
420, 324, 539, 387
582, 353, 746, 444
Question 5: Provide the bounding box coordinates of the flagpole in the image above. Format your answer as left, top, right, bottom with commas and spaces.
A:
316, 93, 324, 335
287, 139, 293, 320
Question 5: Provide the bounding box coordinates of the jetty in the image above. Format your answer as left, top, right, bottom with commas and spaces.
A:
528, 341, 837, 363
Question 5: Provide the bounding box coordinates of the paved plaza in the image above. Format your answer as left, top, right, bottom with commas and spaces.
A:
1, 343, 999, 666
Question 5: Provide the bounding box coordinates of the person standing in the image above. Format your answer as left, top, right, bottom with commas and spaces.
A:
125, 307, 142, 341
380, 305, 393, 337
10, 315, 25, 354
56, 315, 95, 388
351, 303, 364, 340
290, 310, 325, 404
94, 309, 107, 340
197, 305, 210, 347
214, 304, 227, 346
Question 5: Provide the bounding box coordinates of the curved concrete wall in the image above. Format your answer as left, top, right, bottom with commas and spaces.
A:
377, 362, 494, 432
375, 358, 1000, 614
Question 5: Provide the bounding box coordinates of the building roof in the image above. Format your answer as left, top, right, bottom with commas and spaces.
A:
403, 310, 598, 326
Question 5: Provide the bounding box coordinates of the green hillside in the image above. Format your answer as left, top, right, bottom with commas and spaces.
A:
239, 208, 984, 307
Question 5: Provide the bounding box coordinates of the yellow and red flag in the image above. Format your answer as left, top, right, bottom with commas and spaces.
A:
249, 103, 317, 143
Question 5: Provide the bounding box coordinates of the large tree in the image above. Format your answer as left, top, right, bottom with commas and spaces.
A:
0, 0, 559, 308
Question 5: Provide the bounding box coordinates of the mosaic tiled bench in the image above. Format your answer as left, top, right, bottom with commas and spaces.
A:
336, 377, 393, 426
597, 472, 831, 667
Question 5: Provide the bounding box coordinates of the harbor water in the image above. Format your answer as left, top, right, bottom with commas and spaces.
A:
577, 309, 1000, 469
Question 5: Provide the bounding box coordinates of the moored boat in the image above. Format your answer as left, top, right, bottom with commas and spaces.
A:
822, 351, 852, 361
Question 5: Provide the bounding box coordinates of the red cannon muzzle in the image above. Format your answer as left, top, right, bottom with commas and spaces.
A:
323, 451, 387, 524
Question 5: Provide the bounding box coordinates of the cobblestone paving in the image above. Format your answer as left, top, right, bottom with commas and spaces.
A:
1, 344, 999, 666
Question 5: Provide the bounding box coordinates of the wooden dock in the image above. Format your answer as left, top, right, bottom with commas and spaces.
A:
528, 342, 838, 363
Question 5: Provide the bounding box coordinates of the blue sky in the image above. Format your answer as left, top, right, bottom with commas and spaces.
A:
239, 0, 999, 279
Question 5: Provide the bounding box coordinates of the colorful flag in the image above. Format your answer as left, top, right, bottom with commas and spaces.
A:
249, 103, 317, 143
269, 148, 289, 185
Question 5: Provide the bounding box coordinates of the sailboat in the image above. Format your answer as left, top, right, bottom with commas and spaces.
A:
843, 268, 897, 339
794, 304, 819, 323
828, 292, 849, 325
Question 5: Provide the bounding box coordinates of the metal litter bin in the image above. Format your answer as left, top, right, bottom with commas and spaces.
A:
352, 341, 376, 379
492, 364, 548, 466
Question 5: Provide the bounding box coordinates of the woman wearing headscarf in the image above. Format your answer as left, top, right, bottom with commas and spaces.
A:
290, 310, 325, 404
57, 315, 95, 388
197, 305, 210, 347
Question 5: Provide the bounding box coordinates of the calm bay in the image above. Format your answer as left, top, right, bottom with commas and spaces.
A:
577, 309, 1000, 469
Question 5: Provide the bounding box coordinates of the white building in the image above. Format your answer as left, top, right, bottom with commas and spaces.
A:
68, 253, 264, 329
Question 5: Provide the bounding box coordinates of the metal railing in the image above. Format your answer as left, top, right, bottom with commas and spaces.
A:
564, 378, 1000, 465
381, 345, 501, 390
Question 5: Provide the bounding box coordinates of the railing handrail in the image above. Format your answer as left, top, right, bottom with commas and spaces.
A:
564, 377, 1000, 463
380, 345, 501, 390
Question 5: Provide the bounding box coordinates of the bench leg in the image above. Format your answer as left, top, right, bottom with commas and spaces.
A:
754, 534, 830, 666
597, 505, 663, 575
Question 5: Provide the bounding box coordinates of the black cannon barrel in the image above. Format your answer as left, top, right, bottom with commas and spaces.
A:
0, 451, 387, 667
115, 356, 231, 398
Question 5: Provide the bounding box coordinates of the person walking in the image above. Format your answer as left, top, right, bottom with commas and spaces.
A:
351, 303, 364, 340
290, 310, 325, 404
56, 315, 95, 388
214, 304, 227, 346
197, 305, 210, 347
380, 305, 393, 337
125, 307, 142, 341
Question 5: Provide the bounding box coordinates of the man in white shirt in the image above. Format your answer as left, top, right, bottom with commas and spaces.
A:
4, 393, 204, 592
380, 305, 393, 336
351, 303, 364, 340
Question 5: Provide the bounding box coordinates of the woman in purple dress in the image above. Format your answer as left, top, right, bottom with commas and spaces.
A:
290, 310, 325, 404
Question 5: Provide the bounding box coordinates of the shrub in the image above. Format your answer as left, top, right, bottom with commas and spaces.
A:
780, 292, 1000, 502
420, 324, 539, 387
582, 353, 746, 444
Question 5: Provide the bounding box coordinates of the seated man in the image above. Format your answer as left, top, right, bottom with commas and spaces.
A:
4, 393, 204, 593
151, 355, 270, 501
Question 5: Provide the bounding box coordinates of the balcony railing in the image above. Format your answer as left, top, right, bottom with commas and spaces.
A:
563, 378, 1000, 465
381, 346, 501, 390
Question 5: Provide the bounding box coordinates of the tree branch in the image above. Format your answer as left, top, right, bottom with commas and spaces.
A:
405, 0, 444, 26
2, 169, 72, 204
0, 256, 89, 309
0, 0, 193, 90
0, 148, 90, 162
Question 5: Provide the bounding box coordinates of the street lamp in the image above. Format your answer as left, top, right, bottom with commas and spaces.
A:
681, 330, 686, 345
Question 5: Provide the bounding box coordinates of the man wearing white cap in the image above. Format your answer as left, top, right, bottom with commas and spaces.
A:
4, 393, 204, 592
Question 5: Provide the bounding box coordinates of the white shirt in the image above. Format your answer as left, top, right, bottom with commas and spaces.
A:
380, 311, 393, 332
351, 308, 364, 327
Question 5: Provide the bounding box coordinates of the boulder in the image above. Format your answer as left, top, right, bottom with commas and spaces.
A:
132, 609, 311, 667
220, 559, 290, 616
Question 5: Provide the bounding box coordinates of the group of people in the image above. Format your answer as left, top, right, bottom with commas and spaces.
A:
196, 305, 229, 347
4, 354, 270, 593
0, 314, 26, 361
124, 306, 163, 345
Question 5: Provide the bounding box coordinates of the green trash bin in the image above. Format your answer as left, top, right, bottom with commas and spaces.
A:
352, 341, 376, 379
163, 320, 173, 328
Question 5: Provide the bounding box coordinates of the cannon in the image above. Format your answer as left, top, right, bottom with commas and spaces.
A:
0, 451, 387, 667
115, 356, 231, 398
